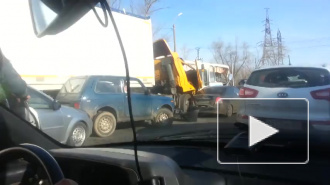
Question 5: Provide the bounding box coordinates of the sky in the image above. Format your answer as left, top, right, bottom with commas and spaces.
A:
0, 0, 329, 71
118, 0, 330, 66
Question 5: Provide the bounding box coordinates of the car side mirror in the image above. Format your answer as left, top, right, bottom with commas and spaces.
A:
52, 100, 61, 110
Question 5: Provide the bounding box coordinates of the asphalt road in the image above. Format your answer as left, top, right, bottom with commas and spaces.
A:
84, 114, 240, 146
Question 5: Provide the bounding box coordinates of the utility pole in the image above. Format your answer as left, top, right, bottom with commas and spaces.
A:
260, 8, 276, 66
173, 24, 176, 52
172, 13, 182, 52
195, 47, 200, 60
288, 55, 291, 65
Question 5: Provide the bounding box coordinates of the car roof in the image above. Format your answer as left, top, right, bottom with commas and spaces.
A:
252, 65, 330, 72
71, 75, 139, 80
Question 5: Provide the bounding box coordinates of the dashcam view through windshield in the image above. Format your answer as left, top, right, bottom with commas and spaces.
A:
0, 0, 330, 184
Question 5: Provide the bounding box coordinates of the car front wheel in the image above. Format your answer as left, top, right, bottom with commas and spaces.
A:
93, 111, 117, 137
152, 108, 174, 127
67, 122, 87, 147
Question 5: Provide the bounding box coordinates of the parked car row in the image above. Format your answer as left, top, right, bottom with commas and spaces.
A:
27, 66, 329, 146
26, 75, 175, 146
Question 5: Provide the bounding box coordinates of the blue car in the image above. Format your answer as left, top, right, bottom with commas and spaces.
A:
56, 76, 175, 137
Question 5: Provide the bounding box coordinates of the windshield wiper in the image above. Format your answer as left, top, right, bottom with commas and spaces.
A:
71, 84, 80, 92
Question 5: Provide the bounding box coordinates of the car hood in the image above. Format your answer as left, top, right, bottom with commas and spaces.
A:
61, 105, 89, 117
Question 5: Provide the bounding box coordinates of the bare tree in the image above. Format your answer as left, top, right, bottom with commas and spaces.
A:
130, 0, 167, 17
180, 45, 192, 59
211, 40, 254, 85
108, 0, 121, 9
128, 0, 168, 40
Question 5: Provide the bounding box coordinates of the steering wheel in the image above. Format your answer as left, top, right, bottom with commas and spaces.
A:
0, 143, 64, 185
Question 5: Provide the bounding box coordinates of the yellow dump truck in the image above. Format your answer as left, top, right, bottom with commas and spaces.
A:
152, 39, 203, 118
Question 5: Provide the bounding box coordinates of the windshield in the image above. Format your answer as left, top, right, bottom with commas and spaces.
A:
0, 0, 329, 161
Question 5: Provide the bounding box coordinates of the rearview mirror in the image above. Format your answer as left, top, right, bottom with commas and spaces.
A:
29, 0, 98, 37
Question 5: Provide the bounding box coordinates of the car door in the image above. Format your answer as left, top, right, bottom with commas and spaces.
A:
124, 79, 152, 120
27, 88, 66, 142
92, 76, 126, 121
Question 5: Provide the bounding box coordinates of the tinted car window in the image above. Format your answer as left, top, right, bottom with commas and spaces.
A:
95, 77, 121, 94
125, 79, 145, 94
60, 78, 86, 93
247, 68, 330, 88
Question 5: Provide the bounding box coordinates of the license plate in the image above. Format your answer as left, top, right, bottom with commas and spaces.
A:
266, 119, 302, 130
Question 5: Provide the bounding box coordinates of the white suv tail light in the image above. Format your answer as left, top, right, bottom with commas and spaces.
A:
239, 87, 259, 98
310, 88, 330, 101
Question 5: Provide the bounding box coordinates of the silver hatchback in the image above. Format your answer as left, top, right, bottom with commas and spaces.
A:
27, 86, 93, 146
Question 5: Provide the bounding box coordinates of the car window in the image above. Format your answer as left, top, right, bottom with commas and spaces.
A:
125, 80, 145, 94
209, 66, 215, 83
27, 89, 51, 109
247, 68, 330, 88
60, 78, 87, 94
95, 77, 121, 94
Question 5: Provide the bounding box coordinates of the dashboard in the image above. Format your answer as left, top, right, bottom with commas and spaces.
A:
1, 106, 329, 185
47, 145, 329, 185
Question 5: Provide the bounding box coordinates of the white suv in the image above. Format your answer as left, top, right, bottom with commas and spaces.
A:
236, 66, 330, 132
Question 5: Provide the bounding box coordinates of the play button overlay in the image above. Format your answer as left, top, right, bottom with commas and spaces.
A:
217, 98, 309, 164
249, 116, 279, 147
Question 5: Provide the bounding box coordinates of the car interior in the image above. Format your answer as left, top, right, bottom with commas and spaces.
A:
1, 106, 330, 185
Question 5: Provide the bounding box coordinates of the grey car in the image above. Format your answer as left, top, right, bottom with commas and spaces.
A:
195, 86, 240, 117
27, 86, 93, 147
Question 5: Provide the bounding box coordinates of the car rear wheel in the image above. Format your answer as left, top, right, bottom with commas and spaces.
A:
152, 108, 173, 127
226, 105, 233, 117
68, 122, 87, 147
94, 111, 117, 137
